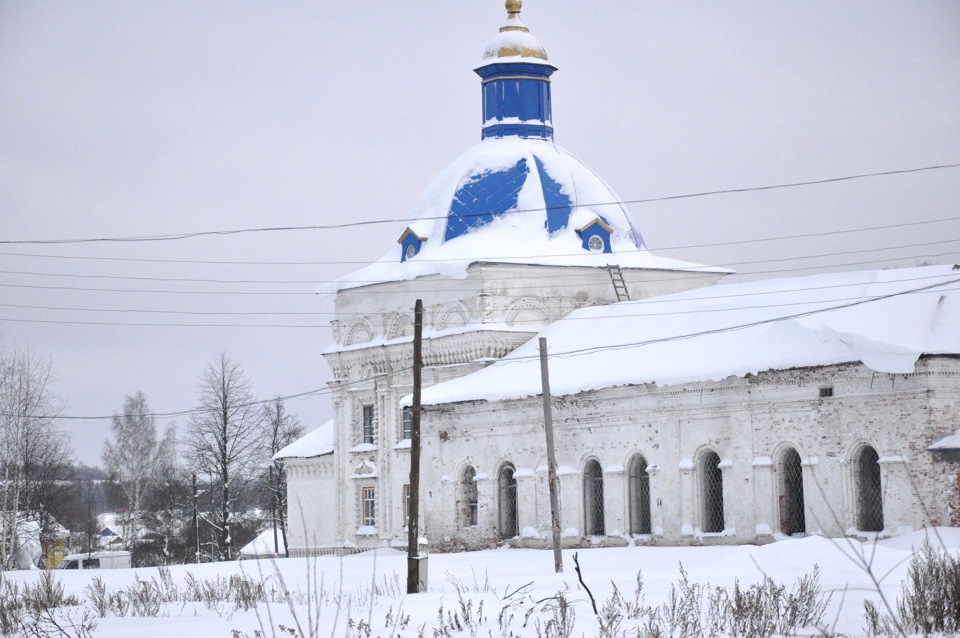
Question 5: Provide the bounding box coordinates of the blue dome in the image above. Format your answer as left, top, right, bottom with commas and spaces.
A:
410, 137, 646, 251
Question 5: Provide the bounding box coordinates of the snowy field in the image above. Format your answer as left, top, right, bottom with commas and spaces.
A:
4, 528, 959, 637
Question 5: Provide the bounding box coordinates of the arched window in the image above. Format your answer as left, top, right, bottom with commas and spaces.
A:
498, 464, 518, 539
700, 450, 724, 533
627, 455, 651, 535
777, 447, 805, 535
583, 459, 605, 536
461, 466, 478, 527
855, 445, 884, 532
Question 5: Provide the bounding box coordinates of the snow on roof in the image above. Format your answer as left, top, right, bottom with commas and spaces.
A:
480, 20, 550, 65
478, 4, 551, 66
415, 264, 960, 406
928, 431, 960, 451
239, 528, 286, 557
324, 137, 726, 294
274, 420, 334, 460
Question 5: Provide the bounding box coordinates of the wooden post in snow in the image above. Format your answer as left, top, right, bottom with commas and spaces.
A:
407, 299, 426, 593
539, 337, 563, 573
192, 473, 200, 564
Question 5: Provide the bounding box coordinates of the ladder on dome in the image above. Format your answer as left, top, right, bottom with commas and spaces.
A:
607, 265, 631, 302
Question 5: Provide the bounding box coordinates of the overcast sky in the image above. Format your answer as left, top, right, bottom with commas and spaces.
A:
2, 1, 958, 466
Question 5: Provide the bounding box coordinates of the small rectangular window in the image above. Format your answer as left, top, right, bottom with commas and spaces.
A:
819, 386, 834, 398
402, 406, 412, 440
362, 405, 376, 444
362, 486, 376, 527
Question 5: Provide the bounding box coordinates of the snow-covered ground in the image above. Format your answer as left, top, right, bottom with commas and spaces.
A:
5, 528, 959, 637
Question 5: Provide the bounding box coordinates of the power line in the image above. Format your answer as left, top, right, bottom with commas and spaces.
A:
0, 303, 325, 317
492, 275, 960, 365
2, 270, 956, 330
0, 317, 324, 329
2, 249, 956, 303
6, 269, 955, 311
5, 359, 391, 421
0, 211, 960, 266
4, 286, 957, 330
19, 383, 338, 422
2, 163, 958, 246
20, 274, 959, 420
0, 236, 956, 287
0, 269, 324, 286
0, 283, 313, 296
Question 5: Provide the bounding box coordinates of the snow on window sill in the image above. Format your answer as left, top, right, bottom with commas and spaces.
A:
350, 443, 377, 453
393, 439, 411, 450
694, 528, 737, 539
355, 526, 378, 537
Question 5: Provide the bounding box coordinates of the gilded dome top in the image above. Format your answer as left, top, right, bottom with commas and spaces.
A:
481, 0, 549, 63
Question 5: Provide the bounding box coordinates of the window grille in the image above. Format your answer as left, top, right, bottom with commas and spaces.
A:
362, 405, 376, 444
856, 445, 884, 532
700, 451, 724, 533
778, 447, 806, 535
361, 486, 376, 527
819, 386, 834, 398
402, 406, 412, 440
588, 235, 604, 252
498, 465, 518, 539
583, 459, 605, 535
461, 466, 478, 527
628, 455, 652, 534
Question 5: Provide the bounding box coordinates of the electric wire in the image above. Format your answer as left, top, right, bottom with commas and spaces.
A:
1, 163, 958, 246
3, 285, 958, 329
0, 236, 957, 287
1, 270, 956, 329
18, 274, 959, 421
2, 263, 958, 329
1, 215, 958, 265
1, 249, 956, 307
489, 274, 960, 364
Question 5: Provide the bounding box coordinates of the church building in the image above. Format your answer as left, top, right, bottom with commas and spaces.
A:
277, 1, 960, 554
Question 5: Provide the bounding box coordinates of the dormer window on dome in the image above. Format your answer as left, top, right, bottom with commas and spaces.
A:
576, 218, 613, 254
398, 228, 427, 262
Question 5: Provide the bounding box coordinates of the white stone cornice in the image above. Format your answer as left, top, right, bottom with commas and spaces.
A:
324, 330, 533, 381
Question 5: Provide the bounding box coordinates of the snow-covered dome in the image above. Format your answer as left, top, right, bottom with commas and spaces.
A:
401, 136, 646, 257
481, 0, 549, 63
330, 2, 725, 292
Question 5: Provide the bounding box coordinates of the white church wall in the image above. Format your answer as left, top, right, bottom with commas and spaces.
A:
285, 456, 337, 555
414, 357, 960, 550
330, 263, 722, 353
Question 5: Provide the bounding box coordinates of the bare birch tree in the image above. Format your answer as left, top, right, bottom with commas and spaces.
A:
263, 396, 304, 557
102, 391, 175, 553
0, 346, 63, 570
183, 352, 264, 560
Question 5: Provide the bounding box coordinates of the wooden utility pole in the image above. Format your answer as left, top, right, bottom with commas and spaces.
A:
270, 465, 279, 555
539, 337, 563, 573
192, 473, 200, 564
407, 299, 426, 593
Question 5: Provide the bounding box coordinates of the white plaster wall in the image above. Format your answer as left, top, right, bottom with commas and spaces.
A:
285, 455, 337, 555
416, 357, 960, 549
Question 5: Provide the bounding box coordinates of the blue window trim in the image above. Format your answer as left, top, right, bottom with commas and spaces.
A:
398, 227, 427, 262
576, 218, 614, 254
